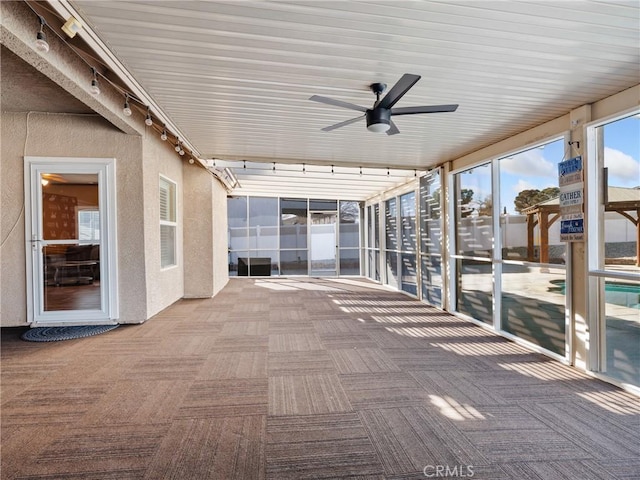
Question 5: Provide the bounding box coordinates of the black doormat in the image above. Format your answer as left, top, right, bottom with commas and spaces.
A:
21, 325, 119, 342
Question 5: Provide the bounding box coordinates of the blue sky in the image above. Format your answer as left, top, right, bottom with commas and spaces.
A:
462, 113, 639, 215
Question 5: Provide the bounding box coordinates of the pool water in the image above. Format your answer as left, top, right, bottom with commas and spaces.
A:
550, 280, 640, 309
605, 282, 640, 310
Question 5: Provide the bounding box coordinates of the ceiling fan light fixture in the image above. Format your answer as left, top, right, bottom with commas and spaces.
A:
367, 122, 390, 133
366, 108, 390, 133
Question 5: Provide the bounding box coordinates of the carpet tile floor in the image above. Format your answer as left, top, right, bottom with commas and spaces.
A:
1, 277, 639, 479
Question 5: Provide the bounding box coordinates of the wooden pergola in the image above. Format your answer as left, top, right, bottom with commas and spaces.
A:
522, 187, 640, 266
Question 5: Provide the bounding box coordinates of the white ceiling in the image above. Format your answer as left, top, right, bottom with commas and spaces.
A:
68, 0, 639, 199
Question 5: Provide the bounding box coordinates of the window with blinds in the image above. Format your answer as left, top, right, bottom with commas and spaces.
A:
159, 176, 177, 268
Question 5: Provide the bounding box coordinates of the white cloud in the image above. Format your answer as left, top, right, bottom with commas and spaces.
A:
604, 147, 639, 185
512, 179, 537, 193
500, 149, 556, 178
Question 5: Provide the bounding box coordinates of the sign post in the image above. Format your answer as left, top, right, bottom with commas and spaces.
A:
558, 156, 584, 242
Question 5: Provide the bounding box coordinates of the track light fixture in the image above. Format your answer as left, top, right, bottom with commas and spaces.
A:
160, 125, 168, 141
179, 147, 185, 156
89, 68, 100, 96
34, 16, 49, 53
175, 139, 181, 152
123, 94, 132, 116
188, 158, 195, 164
145, 107, 153, 126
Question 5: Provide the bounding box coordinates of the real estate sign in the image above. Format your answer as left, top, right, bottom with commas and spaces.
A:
558, 155, 584, 241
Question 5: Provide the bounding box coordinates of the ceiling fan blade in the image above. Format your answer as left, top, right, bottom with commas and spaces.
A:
321, 115, 365, 132
309, 95, 367, 112
378, 73, 421, 110
386, 120, 400, 136
391, 104, 459, 115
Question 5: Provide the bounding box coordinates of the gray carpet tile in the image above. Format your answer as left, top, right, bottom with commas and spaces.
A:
1, 386, 109, 427
2, 278, 637, 479
220, 321, 270, 336
312, 319, 369, 334
145, 416, 266, 480
499, 460, 619, 480
79, 379, 193, 426
358, 407, 487, 476
178, 378, 268, 418
268, 350, 337, 376
125, 356, 207, 381
339, 373, 432, 409
15, 424, 167, 479
210, 334, 269, 352
528, 401, 640, 458
409, 370, 504, 406
383, 347, 483, 372
196, 351, 268, 379
268, 375, 353, 416
266, 413, 385, 479
269, 319, 317, 334
269, 333, 324, 352
329, 348, 401, 374
319, 332, 379, 350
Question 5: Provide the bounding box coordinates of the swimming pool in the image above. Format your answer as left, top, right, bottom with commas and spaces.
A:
550, 280, 640, 309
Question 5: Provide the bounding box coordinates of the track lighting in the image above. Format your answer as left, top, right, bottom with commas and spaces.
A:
188, 158, 195, 164
175, 139, 181, 152
123, 94, 132, 116
89, 68, 100, 96
160, 125, 168, 141
145, 107, 153, 126
179, 147, 185, 156
34, 16, 49, 53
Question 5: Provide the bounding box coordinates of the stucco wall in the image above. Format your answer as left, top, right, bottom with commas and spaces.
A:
0, 112, 147, 326
211, 178, 229, 297
182, 164, 229, 299
142, 127, 185, 318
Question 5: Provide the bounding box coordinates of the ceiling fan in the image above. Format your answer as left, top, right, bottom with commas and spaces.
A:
309, 73, 458, 135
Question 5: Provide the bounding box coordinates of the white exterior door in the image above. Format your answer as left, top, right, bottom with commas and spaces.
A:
25, 157, 118, 325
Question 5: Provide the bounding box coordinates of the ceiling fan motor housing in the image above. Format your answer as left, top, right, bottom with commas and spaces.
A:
366, 108, 390, 132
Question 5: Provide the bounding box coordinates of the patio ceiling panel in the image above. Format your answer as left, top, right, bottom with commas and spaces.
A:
67, 0, 639, 198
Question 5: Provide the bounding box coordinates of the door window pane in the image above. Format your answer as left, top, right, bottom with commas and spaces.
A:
457, 258, 493, 324
400, 192, 416, 251
280, 198, 307, 249
501, 264, 566, 355
499, 139, 565, 263
602, 116, 639, 272
421, 256, 442, 307
340, 249, 360, 275
420, 172, 442, 255
249, 197, 278, 250
603, 277, 640, 385
339, 201, 360, 248
385, 198, 398, 251
401, 253, 417, 295
228, 196, 248, 251
281, 250, 308, 275
455, 164, 492, 258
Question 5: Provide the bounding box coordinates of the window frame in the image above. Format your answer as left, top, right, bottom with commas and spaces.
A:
159, 175, 178, 269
